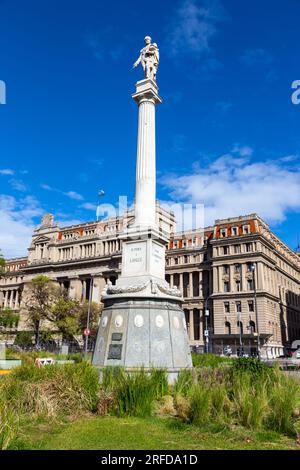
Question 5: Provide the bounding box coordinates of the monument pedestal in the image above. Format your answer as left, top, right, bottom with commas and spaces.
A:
93, 297, 192, 382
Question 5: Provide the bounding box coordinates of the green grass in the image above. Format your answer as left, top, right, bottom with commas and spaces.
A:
12, 416, 300, 450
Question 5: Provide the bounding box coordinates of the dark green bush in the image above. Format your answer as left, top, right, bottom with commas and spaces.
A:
192, 353, 231, 368
231, 357, 273, 377
14, 331, 33, 348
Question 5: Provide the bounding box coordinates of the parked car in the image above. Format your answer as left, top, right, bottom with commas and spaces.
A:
293, 349, 300, 359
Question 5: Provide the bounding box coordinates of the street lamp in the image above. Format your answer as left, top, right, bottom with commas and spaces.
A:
84, 271, 103, 360
96, 189, 105, 222
204, 294, 212, 353
84, 276, 94, 361
250, 263, 261, 358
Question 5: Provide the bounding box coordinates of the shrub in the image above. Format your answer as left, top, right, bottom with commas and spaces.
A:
192, 353, 231, 368
14, 331, 33, 348
231, 357, 272, 378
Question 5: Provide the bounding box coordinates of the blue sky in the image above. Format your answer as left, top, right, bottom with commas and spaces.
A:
0, 0, 300, 257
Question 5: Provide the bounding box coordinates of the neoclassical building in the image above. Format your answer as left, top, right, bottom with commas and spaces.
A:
1, 210, 299, 358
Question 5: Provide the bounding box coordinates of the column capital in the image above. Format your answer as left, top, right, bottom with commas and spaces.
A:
132, 78, 162, 105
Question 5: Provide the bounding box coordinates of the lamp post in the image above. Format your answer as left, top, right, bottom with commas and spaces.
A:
237, 310, 243, 356
251, 263, 261, 358
84, 276, 94, 361
204, 295, 212, 353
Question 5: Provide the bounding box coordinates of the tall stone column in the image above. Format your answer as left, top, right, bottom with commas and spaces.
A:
189, 272, 193, 298
132, 79, 162, 229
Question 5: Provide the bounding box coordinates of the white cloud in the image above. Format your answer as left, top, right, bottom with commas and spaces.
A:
80, 202, 97, 211
160, 152, 300, 227
167, 0, 227, 56
41, 184, 84, 202
9, 178, 27, 192
0, 195, 44, 258
0, 169, 15, 176
241, 48, 273, 66
231, 144, 254, 157
64, 191, 84, 201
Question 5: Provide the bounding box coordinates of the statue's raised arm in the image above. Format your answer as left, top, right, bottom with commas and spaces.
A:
133, 36, 159, 82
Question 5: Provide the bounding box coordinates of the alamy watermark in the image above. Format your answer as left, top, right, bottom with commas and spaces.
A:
0, 80, 6, 104
291, 80, 300, 105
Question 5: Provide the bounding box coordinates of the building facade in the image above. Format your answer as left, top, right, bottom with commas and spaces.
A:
1, 212, 299, 358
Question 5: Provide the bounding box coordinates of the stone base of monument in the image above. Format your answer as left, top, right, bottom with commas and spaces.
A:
92, 296, 193, 383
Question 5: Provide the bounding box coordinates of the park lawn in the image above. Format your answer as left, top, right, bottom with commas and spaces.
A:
14, 416, 300, 450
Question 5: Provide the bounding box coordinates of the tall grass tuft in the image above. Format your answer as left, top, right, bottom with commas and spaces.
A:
188, 384, 212, 426
0, 401, 19, 450
231, 374, 269, 429
114, 369, 155, 417
268, 372, 300, 436
150, 369, 169, 399
173, 369, 194, 397
0, 362, 100, 418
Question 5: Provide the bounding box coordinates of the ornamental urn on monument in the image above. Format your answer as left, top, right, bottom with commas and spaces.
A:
92, 36, 192, 381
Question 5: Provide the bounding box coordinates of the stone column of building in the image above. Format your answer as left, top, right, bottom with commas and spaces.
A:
179, 272, 183, 294
189, 309, 194, 341
15, 290, 19, 309
213, 266, 218, 293
69, 278, 82, 301
9, 290, 14, 309
189, 272, 193, 298
4, 290, 9, 308
199, 270, 203, 297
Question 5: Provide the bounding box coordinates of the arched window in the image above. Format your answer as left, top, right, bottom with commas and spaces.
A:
249, 320, 256, 333
237, 321, 243, 335
225, 321, 231, 335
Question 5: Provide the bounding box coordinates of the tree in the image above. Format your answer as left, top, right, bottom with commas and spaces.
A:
0, 308, 19, 329
49, 297, 82, 340
78, 301, 103, 339
0, 251, 5, 278
23, 275, 58, 346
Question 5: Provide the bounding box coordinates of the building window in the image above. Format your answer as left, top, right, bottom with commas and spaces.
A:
234, 245, 241, 254
237, 321, 243, 334
236, 301, 241, 313
224, 302, 230, 313
223, 265, 229, 274
243, 225, 250, 235
247, 279, 254, 290
236, 281, 241, 292
224, 281, 230, 293
245, 243, 252, 252
234, 264, 241, 274
249, 320, 256, 333
223, 246, 229, 255
184, 255, 189, 263
220, 228, 227, 238
247, 263, 253, 272
225, 321, 231, 335
231, 226, 238, 236
174, 258, 178, 265
248, 300, 254, 312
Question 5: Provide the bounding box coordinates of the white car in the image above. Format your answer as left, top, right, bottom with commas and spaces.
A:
294, 349, 300, 359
